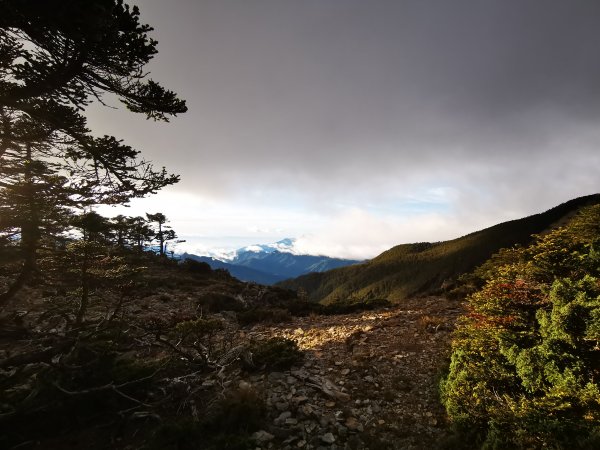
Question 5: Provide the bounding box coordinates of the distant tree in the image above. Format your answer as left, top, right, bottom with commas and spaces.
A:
46, 211, 139, 328
128, 216, 154, 252
108, 215, 131, 248
146, 212, 177, 256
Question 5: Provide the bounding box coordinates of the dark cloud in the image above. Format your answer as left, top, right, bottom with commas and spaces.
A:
89, 1, 600, 255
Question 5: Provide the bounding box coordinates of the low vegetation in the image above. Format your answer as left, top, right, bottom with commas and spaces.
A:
441, 205, 600, 449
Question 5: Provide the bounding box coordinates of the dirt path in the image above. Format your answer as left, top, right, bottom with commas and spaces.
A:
240, 297, 465, 450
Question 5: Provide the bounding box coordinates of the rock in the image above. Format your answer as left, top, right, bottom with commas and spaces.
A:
292, 395, 308, 405
297, 439, 307, 447
346, 435, 365, 450
321, 432, 336, 444
309, 436, 323, 447
268, 372, 286, 382
252, 430, 275, 444
299, 404, 315, 418
340, 368, 351, 376
275, 401, 290, 411
305, 421, 317, 433
278, 411, 292, 420
238, 380, 252, 391
363, 375, 374, 383
275, 411, 293, 425
284, 417, 298, 425
344, 417, 362, 431
268, 426, 296, 440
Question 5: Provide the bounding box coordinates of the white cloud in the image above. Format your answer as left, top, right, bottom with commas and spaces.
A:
290, 209, 460, 260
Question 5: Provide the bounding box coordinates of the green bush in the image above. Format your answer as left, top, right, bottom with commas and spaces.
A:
153, 387, 265, 450
442, 205, 600, 449
181, 258, 212, 274
249, 337, 303, 371
237, 307, 292, 325
197, 292, 244, 312
322, 297, 391, 314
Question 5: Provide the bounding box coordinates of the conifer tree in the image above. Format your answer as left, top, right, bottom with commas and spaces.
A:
0, 1, 187, 306
146, 212, 177, 256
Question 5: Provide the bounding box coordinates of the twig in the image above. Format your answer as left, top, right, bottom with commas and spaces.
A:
52, 364, 164, 404
0, 339, 75, 369
155, 335, 199, 364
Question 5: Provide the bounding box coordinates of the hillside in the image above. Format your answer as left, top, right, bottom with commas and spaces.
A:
0, 246, 458, 449
3, 202, 598, 449
233, 249, 361, 280
180, 253, 285, 285
279, 194, 600, 303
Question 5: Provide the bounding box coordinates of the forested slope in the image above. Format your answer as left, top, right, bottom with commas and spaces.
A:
279, 194, 600, 304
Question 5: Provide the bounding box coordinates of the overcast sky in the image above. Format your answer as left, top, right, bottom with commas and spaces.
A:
93, 0, 600, 259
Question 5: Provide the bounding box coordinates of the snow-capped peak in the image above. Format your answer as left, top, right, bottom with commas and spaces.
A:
238, 238, 297, 255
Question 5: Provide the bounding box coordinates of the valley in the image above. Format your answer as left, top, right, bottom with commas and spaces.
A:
181, 239, 361, 285
2, 196, 600, 449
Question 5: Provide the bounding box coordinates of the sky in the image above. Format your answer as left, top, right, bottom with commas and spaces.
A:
93, 0, 600, 260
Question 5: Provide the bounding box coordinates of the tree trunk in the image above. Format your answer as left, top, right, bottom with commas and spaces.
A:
0, 143, 39, 309
75, 243, 90, 326
158, 222, 164, 256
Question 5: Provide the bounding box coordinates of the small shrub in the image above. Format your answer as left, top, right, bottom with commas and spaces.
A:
417, 314, 446, 332
286, 300, 324, 316
441, 205, 600, 449
249, 337, 303, 371
171, 318, 225, 364
153, 419, 203, 450
181, 258, 212, 275
323, 298, 391, 315
205, 386, 266, 433
237, 307, 292, 326
198, 292, 244, 312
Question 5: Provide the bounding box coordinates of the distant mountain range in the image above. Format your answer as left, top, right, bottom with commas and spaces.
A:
180, 238, 361, 285
279, 194, 600, 304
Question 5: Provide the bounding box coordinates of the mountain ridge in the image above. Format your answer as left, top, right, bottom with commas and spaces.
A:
181, 239, 362, 284
278, 194, 600, 303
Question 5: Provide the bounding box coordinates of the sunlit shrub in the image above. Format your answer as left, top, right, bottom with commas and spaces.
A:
442, 206, 600, 449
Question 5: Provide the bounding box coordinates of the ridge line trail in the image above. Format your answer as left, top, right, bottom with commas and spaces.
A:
246, 296, 465, 449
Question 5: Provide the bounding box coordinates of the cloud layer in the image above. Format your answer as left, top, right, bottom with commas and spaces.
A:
91, 1, 600, 258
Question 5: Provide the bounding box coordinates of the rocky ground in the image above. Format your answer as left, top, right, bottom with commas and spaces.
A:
202, 296, 465, 450
1, 260, 465, 449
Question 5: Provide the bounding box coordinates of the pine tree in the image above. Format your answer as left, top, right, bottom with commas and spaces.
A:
146, 212, 177, 256
0, 1, 187, 306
